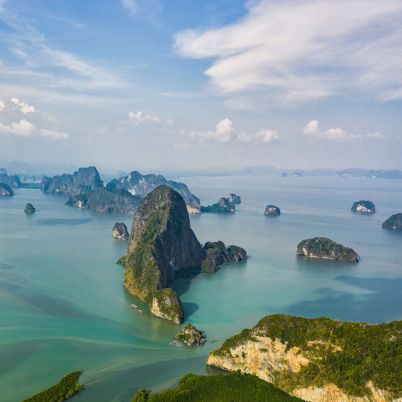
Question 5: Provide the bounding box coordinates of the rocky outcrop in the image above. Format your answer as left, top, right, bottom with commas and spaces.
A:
174, 324, 206, 346
382, 213, 402, 231
229, 193, 241, 205
351, 200, 375, 214
0, 172, 21, 188
297, 237, 359, 262
121, 185, 204, 323
264, 205, 280, 217
112, 222, 129, 240
24, 203, 36, 214
66, 188, 140, 214
201, 197, 236, 213
106, 170, 201, 214
201, 241, 247, 273
207, 314, 402, 402
41, 166, 103, 196
0, 183, 14, 197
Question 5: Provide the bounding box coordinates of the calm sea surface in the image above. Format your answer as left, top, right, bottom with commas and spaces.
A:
0, 175, 401, 401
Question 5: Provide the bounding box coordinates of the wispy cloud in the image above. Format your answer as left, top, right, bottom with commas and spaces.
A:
128, 111, 163, 126
190, 118, 279, 143
121, 0, 138, 15
0, 97, 70, 140
303, 120, 383, 141
174, 0, 402, 104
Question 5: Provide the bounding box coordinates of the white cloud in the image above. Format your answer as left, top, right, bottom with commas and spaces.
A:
10, 97, 35, 114
303, 120, 382, 141
174, 0, 402, 103
0, 99, 4, 112
191, 118, 279, 143
128, 111, 161, 126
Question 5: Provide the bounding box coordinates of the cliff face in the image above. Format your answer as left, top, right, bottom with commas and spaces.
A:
0, 183, 14, 197
106, 170, 201, 214
207, 314, 402, 402
0, 172, 21, 188
297, 237, 359, 262
123, 185, 204, 323
41, 166, 103, 196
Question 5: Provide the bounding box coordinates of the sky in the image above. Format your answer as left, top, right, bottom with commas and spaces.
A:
0, 0, 402, 172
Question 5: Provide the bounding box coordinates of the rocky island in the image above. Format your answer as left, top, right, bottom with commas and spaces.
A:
106, 170, 201, 214
119, 185, 247, 323
264, 204, 281, 216
0, 183, 14, 197
173, 324, 206, 346
207, 314, 402, 402
0, 170, 21, 188
112, 222, 129, 240
201, 241, 247, 273
24, 203, 36, 214
351, 200, 376, 214
382, 213, 402, 231
297, 237, 359, 262
201, 197, 236, 213
229, 193, 241, 204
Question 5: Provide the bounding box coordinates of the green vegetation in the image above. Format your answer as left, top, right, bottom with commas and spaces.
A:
296, 237, 359, 262
131, 372, 302, 402
22, 371, 83, 402
211, 314, 402, 397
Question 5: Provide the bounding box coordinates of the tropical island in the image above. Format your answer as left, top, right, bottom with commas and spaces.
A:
264, 204, 281, 216
206, 314, 402, 402
351, 200, 376, 214
297, 237, 360, 262
119, 185, 247, 323
201, 196, 236, 213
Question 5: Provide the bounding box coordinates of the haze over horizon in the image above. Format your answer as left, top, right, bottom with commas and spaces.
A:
1, 0, 402, 171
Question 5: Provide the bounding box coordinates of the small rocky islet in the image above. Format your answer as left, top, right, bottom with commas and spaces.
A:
173, 324, 206, 346
382, 213, 402, 231
297, 237, 359, 262
24, 203, 36, 214
264, 204, 280, 216
351, 200, 376, 214
112, 222, 129, 240
119, 185, 247, 324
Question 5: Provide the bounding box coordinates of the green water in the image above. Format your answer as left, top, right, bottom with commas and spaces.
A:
0, 175, 401, 401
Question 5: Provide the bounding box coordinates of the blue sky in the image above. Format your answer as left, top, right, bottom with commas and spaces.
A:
0, 0, 401, 172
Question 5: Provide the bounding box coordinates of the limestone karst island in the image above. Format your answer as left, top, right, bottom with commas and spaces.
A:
1, 1, 401, 402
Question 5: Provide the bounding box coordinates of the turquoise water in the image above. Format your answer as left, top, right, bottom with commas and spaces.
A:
0, 175, 401, 402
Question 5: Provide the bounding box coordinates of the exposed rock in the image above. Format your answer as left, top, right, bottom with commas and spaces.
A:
112, 222, 129, 240
174, 323, 206, 346
201, 197, 236, 213
122, 185, 204, 323
229, 193, 241, 205
201, 241, 247, 273
106, 170, 201, 214
264, 205, 280, 217
351, 200, 375, 214
0, 172, 21, 188
66, 188, 140, 214
0, 183, 14, 197
24, 203, 36, 214
297, 237, 359, 262
41, 166, 103, 196
382, 213, 402, 231
207, 314, 402, 402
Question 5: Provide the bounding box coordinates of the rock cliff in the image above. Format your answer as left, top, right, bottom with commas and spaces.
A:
207, 314, 402, 402
297, 237, 359, 262
41, 166, 103, 196
106, 170, 201, 214
122, 185, 204, 323
112, 222, 129, 240
0, 183, 14, 197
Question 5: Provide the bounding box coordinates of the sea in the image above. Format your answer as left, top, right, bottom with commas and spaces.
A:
0, 174, 401, 401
